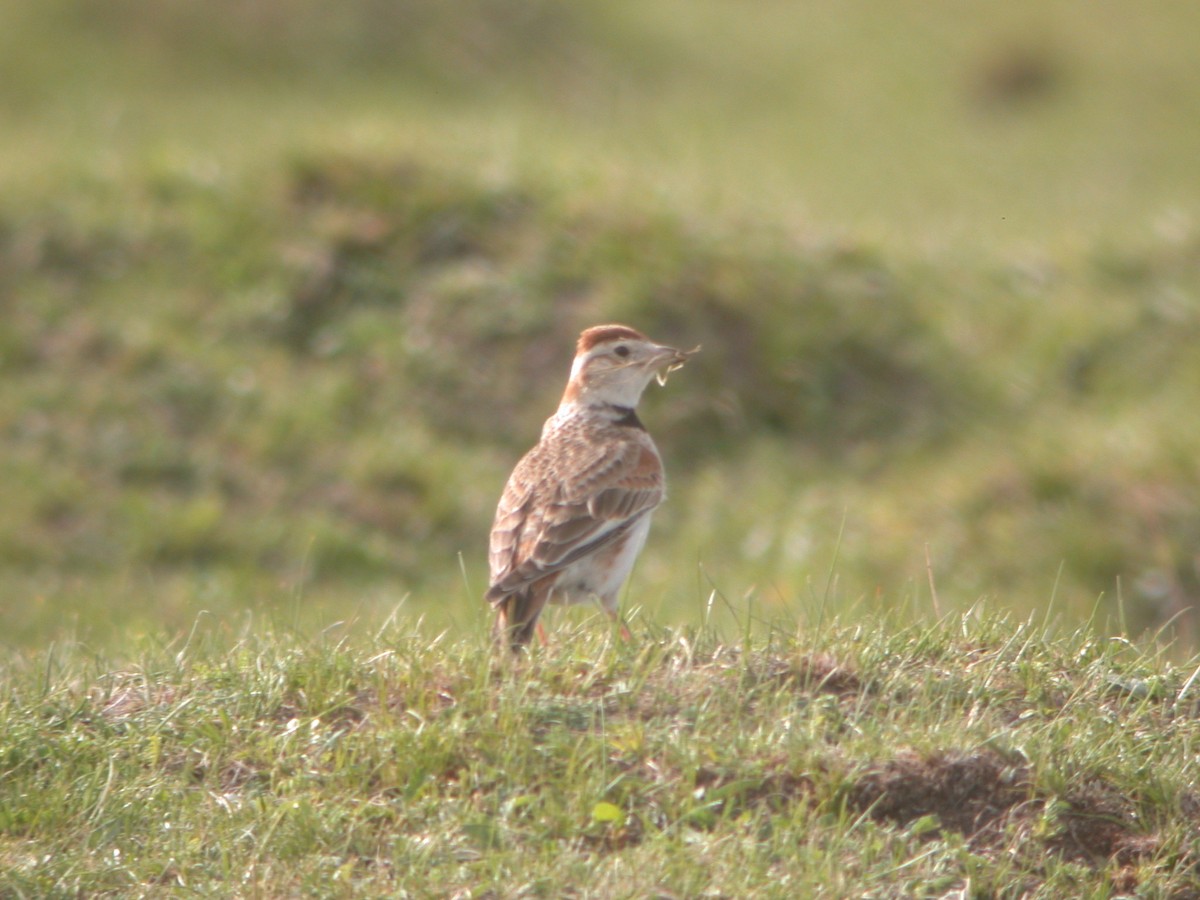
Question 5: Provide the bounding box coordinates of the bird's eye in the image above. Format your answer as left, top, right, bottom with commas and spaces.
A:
614, 345, 630, 358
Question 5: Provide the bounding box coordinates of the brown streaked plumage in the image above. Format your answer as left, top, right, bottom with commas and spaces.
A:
486, 324, 694, 652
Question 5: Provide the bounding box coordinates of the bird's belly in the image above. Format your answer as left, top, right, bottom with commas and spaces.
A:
549, 514, 653, 611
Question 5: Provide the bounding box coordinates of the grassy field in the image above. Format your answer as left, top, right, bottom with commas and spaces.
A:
3, 1, 1200, 894
3, 1, 1200, 649
4, 615, 1200, 896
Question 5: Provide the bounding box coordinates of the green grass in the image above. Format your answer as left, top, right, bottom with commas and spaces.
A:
3, 0, 1200, 651
4, 144, 1199, 651
3, 614, 1199, 897
3, 4, 1200, 892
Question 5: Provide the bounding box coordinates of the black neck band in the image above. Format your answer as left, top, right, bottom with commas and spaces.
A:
608, 405, 645, 430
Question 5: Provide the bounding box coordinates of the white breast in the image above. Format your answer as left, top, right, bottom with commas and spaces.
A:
549, 512, 654, 613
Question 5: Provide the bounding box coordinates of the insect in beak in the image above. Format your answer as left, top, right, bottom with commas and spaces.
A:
655, 345, 701, 386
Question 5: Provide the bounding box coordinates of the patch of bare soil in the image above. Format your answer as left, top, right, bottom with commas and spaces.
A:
847, 748, 1200, 896
1051, 777, 1146, 863
848, 748, 1030, 840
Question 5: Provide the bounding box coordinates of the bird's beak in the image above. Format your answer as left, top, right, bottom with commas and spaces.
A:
650, 343, 700, 386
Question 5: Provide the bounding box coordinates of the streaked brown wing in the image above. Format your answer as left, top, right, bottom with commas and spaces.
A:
486, 438, 662, 603
487, 483, 533, 588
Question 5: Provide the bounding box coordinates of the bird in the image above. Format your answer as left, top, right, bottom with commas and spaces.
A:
486, 324, 694, 652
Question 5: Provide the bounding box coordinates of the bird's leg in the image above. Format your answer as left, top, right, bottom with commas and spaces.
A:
601, 604, 633, 641
536, 621, 548, 646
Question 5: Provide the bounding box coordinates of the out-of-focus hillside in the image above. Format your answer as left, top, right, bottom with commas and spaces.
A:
2, 1, 1199, 650
6, 1, 1198, 246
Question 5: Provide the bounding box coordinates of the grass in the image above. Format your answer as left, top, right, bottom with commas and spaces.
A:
3, 612, 1200, 897
4, 144, 1199, 651
3, 2, 1200, 892
3, 1, 1200, 651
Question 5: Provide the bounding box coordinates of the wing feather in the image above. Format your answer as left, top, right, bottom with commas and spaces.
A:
486, 435, 663, 604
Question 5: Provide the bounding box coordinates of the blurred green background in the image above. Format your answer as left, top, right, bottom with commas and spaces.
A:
3, 1, 1199, 652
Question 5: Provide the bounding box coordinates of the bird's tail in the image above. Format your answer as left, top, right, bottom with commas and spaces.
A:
489, 583, 547, 653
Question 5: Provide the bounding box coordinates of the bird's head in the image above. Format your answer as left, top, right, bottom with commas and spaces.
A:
561, 324, 695, 409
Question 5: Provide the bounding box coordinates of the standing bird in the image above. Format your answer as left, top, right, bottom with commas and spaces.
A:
486, 324, 694, 652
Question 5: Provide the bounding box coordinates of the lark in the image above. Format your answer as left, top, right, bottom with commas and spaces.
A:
486, 324, 694, 652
